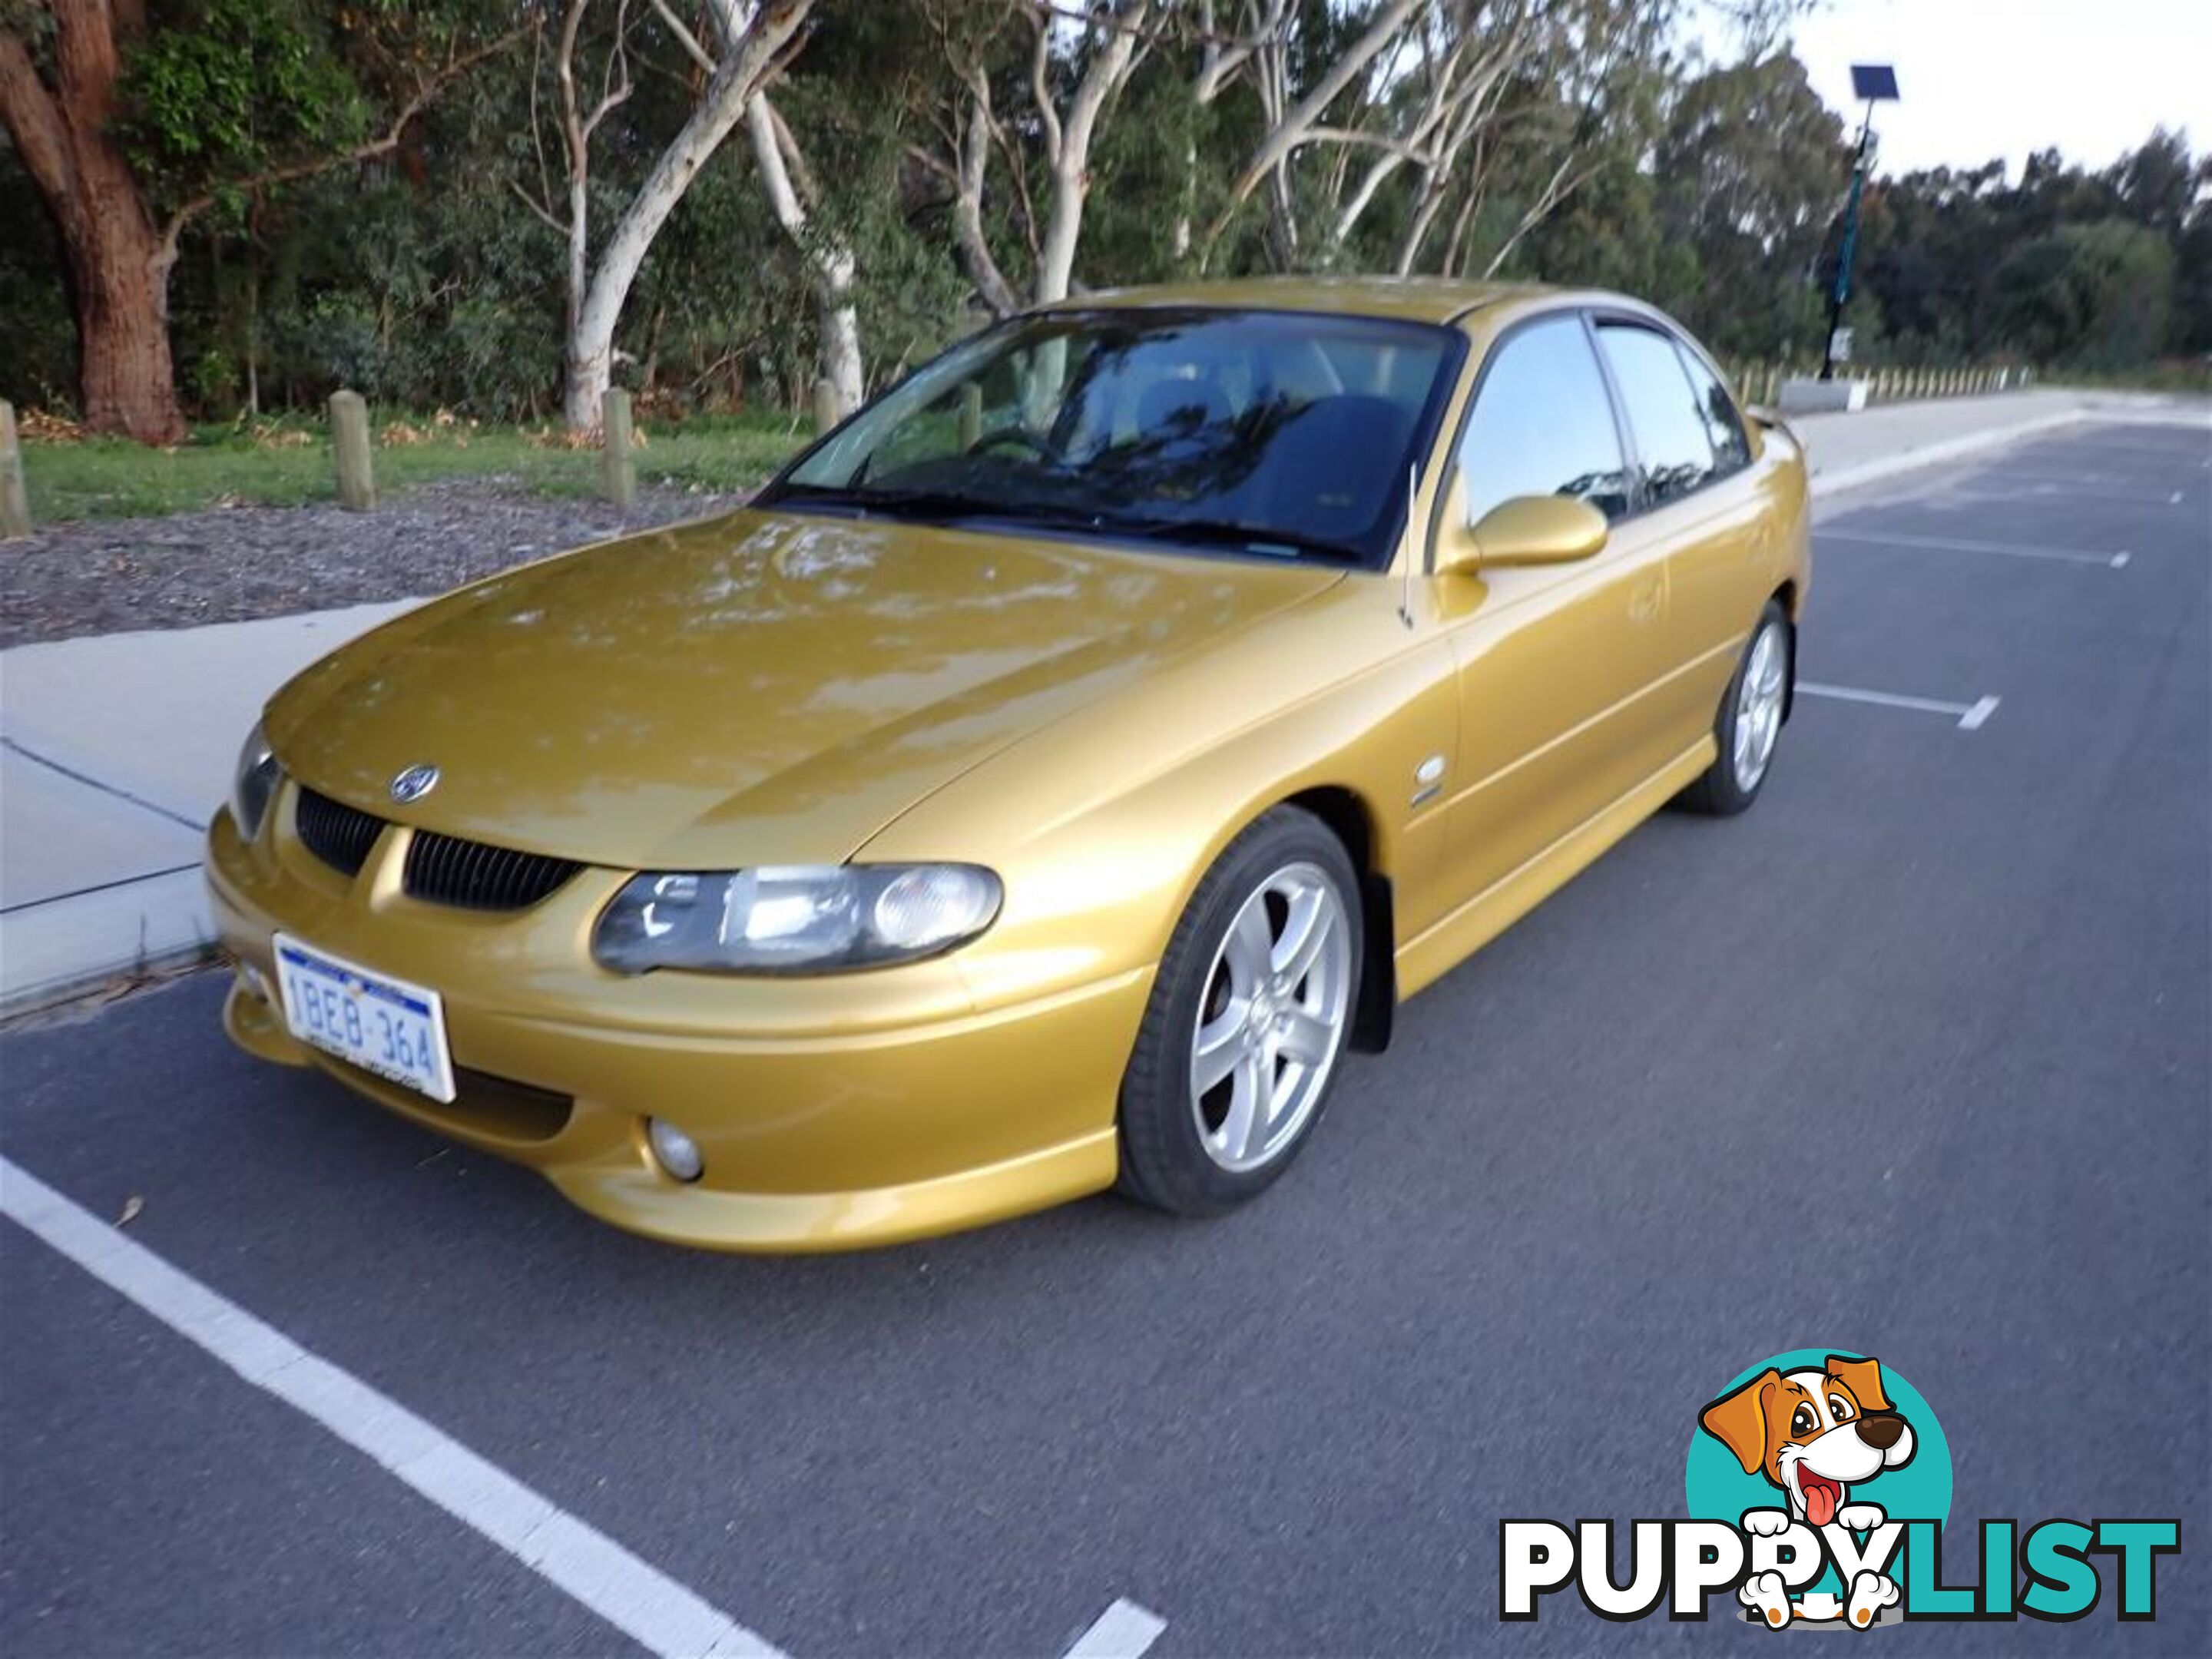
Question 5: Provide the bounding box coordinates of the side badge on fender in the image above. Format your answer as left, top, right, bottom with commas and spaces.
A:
1412, 753, 1446, 807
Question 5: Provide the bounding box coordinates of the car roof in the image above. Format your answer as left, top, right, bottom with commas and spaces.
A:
1049, 275, 1559, 326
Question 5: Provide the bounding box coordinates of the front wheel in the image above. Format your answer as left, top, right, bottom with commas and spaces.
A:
1116, 808, 1361, 1217
1681, 600, 1792, 816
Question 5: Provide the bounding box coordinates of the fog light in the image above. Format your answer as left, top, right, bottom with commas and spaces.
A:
647, 1118, 704, 1182
240, 962, 270, 1001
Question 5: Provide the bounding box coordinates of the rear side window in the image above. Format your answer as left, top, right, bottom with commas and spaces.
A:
1595, 322, 1720, 508
1457, 316, 1632, 525
1674, 343, 1751, 474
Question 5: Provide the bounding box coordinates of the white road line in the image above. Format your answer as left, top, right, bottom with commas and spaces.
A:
1063, 1598, 1169, 1658
1816, 528, 2122, 568
0, 1157, 782, 1659
1796, 682, 2000, 731
2171, 490, 2186, 505
1958, 482, 2183, 505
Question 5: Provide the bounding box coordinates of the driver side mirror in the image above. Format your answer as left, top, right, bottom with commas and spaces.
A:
1434, 477, 1611, 576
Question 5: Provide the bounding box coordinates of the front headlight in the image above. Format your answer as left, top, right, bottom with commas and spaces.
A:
230, 720, 283, 842
592, 864, 1003, 975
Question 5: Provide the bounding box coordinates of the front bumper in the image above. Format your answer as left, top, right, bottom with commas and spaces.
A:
207, 799, 1149, 1251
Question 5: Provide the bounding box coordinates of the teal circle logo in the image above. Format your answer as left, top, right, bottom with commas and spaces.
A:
1687, 1349, 1951, 1619
1687, 1349, 1951, 1527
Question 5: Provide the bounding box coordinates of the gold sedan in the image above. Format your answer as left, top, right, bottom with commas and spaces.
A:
206, 280, 1809, 1250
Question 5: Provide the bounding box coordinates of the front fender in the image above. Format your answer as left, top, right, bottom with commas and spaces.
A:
857, 576, 1460, 1018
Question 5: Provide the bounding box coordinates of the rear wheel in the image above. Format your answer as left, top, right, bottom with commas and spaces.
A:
1681, 600, 1791, 816
1117, 808, 1361, 1216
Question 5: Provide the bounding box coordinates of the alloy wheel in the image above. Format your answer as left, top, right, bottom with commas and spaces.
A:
1187, 862, 1353, 1173
1732, 618, 1789, 793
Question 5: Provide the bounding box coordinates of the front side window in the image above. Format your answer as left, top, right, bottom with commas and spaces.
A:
1455, 314, 1632, 524
1674, 343, 1751, 474
1595, 322, 1721, 508
763, 309, 1462, 568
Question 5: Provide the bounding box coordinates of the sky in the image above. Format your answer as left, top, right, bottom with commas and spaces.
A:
1720, 0, 2212, 178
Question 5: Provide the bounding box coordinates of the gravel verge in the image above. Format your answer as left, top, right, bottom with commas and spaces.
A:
1, 480, 745, 650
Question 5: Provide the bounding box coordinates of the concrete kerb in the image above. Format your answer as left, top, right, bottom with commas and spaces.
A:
1807, 409, 2092, 516
1, 601, 415, 1015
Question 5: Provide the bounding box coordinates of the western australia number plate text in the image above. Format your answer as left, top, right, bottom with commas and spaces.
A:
273, 934, 456, 1103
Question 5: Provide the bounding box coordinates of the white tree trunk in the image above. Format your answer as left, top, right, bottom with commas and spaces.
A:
1204, 0, 1420, 256
744, 93, 863, 416
562, 0, 810, 430
1030, 4, 1144, 305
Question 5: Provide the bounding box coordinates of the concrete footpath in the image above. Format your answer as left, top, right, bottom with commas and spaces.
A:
2, 387, 2202, 1012
2, 602, 409, 1008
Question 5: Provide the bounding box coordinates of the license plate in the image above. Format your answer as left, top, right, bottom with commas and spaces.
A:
273, 934, 455, 1103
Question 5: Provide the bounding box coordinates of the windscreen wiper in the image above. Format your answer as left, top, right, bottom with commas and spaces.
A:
769, 485, 1008, 521
1097, 515, 1369, 565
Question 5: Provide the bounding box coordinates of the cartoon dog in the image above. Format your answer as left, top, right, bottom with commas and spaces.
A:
1700, 1354, 1916, 1629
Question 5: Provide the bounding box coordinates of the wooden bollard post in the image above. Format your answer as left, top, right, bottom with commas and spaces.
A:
329, 389, 375, 511
0, 399, 30, 539
813, 376, 839, 433
600, 388, 636, 508
958, 383, 983, 449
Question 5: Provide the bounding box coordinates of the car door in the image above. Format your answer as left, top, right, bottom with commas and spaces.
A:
1431, 310, 1677, 916
1590, 317, 1769, 758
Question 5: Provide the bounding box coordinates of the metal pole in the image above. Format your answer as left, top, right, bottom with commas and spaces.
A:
1821, 101, 1877, 382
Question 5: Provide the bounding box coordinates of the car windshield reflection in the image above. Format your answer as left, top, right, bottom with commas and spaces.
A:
759, 308, 1462, 570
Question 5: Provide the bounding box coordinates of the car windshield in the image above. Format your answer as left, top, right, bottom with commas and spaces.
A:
760, 308, 1462, 568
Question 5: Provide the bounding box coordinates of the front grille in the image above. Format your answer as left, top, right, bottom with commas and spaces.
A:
294, 786, 385, 876
403, 830, 581, 912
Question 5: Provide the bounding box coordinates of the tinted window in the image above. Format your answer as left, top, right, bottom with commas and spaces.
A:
1457, 316, 1631, 523
1596, 322, 1719, 507
1674, 343, 1750, 474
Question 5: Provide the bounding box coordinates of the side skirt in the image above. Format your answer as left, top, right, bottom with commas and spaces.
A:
1392, 737, 1717, 1001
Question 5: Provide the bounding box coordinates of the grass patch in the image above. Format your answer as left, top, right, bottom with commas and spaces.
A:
18, 410, 816, 523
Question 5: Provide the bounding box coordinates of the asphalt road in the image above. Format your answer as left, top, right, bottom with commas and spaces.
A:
4, 421, 2207, 1657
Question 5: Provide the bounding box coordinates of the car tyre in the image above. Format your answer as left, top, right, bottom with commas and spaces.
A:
1680, 598, 1792, 816
1116, 806, 1362, 1217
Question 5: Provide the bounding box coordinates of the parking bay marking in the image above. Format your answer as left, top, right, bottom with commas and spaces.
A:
1816, 528, 2129, 569
2, 1154, 1175, 1659
0, 1154, 781, 1659
1063, 1598, 1168, 1657
1796, 682, 2001, 731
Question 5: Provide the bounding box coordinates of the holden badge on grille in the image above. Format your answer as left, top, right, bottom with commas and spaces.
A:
389, 763, 440, 804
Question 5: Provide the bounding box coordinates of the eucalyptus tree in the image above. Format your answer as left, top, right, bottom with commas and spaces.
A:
911, 0, 1151, 316
518, 0, 812, 430
0, 0, 512, 442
